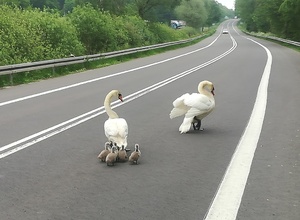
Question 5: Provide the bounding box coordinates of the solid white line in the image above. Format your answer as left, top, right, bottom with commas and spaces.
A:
0, 38, 237, 159
204, 39, 272, 219
0, 35, 221, 108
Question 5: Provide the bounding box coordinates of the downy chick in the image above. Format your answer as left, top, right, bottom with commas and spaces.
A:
98, 142, 111, 162
106, 146, 118, 166
118, 145, 128, 162
129, 144, 141, 165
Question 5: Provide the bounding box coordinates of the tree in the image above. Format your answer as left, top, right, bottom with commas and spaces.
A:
204, 0, 222, 26
0, 0, 30, 8
133, 0, 180, 21
30, 0, 59, 9
175, 0, 207, 29
141, 0, 181, 23
63, 0, 75, 13
279, 0, 300, 40
235, 0, 256, 31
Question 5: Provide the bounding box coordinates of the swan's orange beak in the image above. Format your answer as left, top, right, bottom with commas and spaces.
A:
118, 94, 123, 102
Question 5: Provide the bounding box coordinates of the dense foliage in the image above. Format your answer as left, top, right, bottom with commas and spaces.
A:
0, 0, 234, 66
235, 0, 300, 41
0, 5, 84, 65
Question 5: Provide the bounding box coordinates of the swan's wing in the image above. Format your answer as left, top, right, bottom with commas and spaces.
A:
172, 93, 190, 107
170, 93, 190, 119
184, 93, 215, 118
184, 93, 213, 109
115, 118, 128, 137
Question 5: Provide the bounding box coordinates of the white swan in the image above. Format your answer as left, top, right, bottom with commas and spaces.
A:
170, 80, 215, 133
104, 90, 128, 149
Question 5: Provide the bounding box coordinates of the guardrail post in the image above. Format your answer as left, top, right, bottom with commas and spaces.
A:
9, 73, 13, 85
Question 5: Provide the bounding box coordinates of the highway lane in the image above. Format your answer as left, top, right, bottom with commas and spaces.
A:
0, 20, 299, 219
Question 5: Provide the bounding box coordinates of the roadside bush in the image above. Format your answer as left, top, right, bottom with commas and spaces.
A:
148, 22, 189, 43
68, 5, 121, 54
28, 9, 85, 58
180, 26, 200, 37
122, 15, 157, 47
0, 4, 202, 67
0, 5, 84, 65
0, 6, 43, 65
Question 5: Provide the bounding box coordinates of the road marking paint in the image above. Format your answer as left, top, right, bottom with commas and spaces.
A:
204, 38, 272, 219
0, 37, 237, 159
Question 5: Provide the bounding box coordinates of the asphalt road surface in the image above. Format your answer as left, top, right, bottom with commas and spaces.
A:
0, 20, 299, 220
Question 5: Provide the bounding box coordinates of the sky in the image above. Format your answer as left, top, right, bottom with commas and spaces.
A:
216, 0, 235, 10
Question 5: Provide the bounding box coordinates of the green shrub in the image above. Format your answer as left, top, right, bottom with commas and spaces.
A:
122, 15, 157, 47
0, 4, 204, 70
148, 22, 189, 43
0, 5, 84, 65
68, 5, 119, 54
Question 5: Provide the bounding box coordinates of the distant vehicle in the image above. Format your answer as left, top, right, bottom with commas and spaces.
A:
171, 20, 186, 29
222, 29, 229, 34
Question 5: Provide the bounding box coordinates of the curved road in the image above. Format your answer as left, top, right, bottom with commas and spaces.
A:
0, 20, 299, 220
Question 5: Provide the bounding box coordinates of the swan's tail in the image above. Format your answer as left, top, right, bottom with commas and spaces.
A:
170, 93, 189, 119
179, 117, 193, 133
170, 107, 186, 119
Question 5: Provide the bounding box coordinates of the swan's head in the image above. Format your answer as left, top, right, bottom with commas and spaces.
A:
118, 93, 123, 102
107, 90, 123, 102
199, 80, 215, 96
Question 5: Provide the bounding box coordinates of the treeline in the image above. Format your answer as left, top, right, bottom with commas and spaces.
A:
0, 1, 234, 66
0, 0, 234, 24
235, 0, 300, 41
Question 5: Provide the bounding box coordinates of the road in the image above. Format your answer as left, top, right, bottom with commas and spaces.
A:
0, 20, 299, 220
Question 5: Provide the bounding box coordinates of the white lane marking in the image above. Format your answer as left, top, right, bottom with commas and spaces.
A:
0, 37, 237, 159
0, 35, 222, 108
204, 39, 272, 219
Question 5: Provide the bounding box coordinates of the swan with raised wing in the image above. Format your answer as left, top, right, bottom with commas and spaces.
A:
170, 80, 215, 133
104, 90, 128, 149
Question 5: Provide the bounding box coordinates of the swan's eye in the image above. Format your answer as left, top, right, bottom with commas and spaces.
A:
211, 87, 215, 95
118, 94, 123, 102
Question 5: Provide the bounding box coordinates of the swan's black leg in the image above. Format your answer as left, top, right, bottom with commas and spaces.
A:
196, 119, 201, 130
193, 117, 203, 131
192, 122, 197, 130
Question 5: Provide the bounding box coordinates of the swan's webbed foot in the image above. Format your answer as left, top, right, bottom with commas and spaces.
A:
192, 118, 203, 131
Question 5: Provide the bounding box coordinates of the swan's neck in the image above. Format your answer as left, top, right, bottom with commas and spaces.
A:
104, 91, 119, 119
198, 83, 214, 100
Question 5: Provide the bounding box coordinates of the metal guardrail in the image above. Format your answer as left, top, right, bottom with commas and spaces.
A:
245, 31, 300, 47
0, 36, 201, 78
265, 36, 300, 47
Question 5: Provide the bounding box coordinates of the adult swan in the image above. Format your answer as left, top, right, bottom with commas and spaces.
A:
170, 80, 215, 134
104, 90, 128, 149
